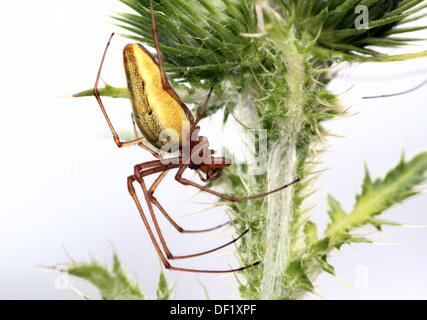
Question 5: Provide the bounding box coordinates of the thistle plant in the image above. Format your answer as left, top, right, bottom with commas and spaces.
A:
68, 0, 427, 300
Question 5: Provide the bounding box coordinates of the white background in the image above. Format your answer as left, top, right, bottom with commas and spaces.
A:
1, 0, 427, 300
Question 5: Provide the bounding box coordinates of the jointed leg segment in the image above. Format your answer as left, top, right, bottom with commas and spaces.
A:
128, 161, 258, 273
147, 169, 230, 233
149, 0, 195, 125
94, 33, 147, 149
175, 163, 301, 203
128, 156, 298, 272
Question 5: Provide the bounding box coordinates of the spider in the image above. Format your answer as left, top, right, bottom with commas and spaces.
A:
93, 0, 299, 273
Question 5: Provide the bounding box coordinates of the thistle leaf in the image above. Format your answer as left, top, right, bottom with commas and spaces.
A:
328, 152, 427, 242
303, 221, 318, 245
285, 260, 314, 294
72, 84, 129, 99
156, 269, 171, 300
326, 194, 347, 234
65, 254, 145, 300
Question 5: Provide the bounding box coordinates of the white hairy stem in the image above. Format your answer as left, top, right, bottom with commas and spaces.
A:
260, 24, 306, 299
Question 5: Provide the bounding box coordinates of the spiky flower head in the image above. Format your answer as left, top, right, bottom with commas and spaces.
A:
288, 0, 427, 55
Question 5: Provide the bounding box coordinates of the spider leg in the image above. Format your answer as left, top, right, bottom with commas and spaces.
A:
94, 33, 146, 148
149, 0, 194, 125
134, 162, 251, 260
128, 163, 259, 273
147, 169, 230, 233
175, 160, 300, 202
192, 86, 214, 131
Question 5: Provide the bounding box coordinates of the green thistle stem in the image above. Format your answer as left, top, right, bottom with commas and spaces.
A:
261, 9, 306, 299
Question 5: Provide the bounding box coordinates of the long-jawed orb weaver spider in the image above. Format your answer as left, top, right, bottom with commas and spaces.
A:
93, 0, 300, 273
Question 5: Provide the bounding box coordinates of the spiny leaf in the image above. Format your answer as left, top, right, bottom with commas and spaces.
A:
385, 25, 427, 34
313, 45, 427, 63
73, 84, 128, 99
315, 255, 335, 275
292, 0, 427, 58
303, 221, 318, 245
156, 269, 171, 300
326, 194, 347, 234
66, 254, 145, 300
358, 37, 415, 46
324, 0, 361, 30
328, 152, 427, 241
385, 0, 424, 18
368, 13, 411, 28
285, 260, 314, 295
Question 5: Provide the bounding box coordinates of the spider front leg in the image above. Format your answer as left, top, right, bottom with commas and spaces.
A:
175, 160, 300, 202
127, 162, 259, 273
149, 0, 194, 125
94, 33, 146, 148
